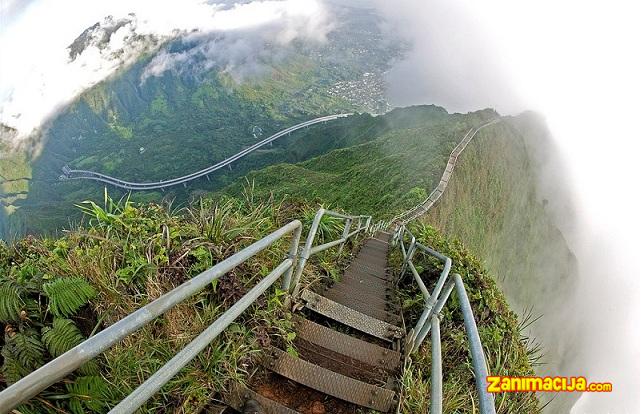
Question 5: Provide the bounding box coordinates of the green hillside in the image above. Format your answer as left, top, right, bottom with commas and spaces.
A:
221, 106, 578, 411
223, 106, 497, 218
423, 113, 579, 412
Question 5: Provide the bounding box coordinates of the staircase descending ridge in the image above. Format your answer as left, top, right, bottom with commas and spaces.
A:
223, 231, 404, 413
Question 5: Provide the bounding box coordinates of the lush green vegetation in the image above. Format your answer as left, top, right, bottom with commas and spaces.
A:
421, 113, 579, 412
223, 106, 497, 219
0, 191, 363, 413
393, 223, 541, 413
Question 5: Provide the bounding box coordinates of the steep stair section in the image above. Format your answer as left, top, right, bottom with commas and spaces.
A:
224, 231, 403, 413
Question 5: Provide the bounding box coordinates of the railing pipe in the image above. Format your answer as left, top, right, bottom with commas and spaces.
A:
413, 257, 451, 351
291, 208, 326, 293
281, 224, 303, 291
430, 314, 443, 414
309, 238, 346, 255
454, 274, 496, 414
0, 220, 302, 413
337, 218, 353, 256
109, 260, 293, 414
432, 278, 455, 317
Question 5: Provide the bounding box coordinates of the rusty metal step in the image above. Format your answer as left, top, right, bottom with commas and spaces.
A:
322, 289, 401, 323
326, 283, 393, 307
260, 347, 396, 412
344, 265, 391, 282
301, 289, 404, 341
293, 316, 401, 372
224, 382, 299, 414
295, 339, 388, 384
338, 272, 391, 291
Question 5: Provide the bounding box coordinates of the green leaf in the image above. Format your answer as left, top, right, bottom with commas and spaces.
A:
0, 281, 23, 322
43, 277, 96, 317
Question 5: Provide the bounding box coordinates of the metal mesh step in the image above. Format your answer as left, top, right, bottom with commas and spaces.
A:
348, 261, 390, 276
336, 274, 392, 295
261, 347, 396, 412
344, 265, 391, 282
293, 316, 401, 371
326, 283, 393, 307
322, 289, 400, 323
301, 289, 404, 341
224, 382, 300, 414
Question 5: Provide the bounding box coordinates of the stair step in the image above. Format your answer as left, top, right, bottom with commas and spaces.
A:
261, 347, 396, 412
326, 283, 395, 307
225, 382, 299, 414
296, 339, 387, 384
373, 232, 392, 242
336, 274, 392, 295
301, 289, 404, 341
294, 316, 401, 371
322, 289, 400, 323
348, 261, 390, 277
342, 266, 393, 286
353, 248, 387, 257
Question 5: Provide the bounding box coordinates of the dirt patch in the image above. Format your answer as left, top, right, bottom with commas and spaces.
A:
251, 372, 368, 414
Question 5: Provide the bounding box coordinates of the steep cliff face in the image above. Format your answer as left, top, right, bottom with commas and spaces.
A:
423, 112, 580, 412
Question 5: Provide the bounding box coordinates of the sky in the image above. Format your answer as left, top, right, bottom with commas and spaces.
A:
1, 0, 642, 412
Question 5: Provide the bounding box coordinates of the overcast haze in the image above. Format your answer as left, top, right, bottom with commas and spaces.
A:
0, 1, 641, 412
374, 1, 642, 412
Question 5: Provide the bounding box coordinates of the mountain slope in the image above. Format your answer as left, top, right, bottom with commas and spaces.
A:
223, 106, 497, 218
423, 112, 579, 412
0, 4, 401, 239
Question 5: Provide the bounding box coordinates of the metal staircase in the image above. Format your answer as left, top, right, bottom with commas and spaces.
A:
223, 229, 402, 413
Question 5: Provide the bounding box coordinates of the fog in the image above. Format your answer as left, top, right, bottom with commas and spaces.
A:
371, 0, 642, 412
0, 0, 331, 144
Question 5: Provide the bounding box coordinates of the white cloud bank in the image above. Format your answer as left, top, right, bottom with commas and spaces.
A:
0, 0, 331, 143
374, 1, 642, 412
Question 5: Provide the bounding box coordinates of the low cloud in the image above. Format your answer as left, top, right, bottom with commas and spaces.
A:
0, 0, 332, 145
370, 1, 641, 413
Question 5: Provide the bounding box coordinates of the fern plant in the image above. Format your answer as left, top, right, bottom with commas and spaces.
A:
42, 318, 99, 375
42, 318, 84, 357
66, 375, 109, 414
0, 281, 24, 322
43, 277, 96, 317
2, 329, 45, 383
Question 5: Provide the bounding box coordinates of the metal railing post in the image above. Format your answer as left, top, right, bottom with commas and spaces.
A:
291, 208, 325, 296
454, 274, 496, 414
281, 223, 303, 292
337, 218, 352, 257
430, 314, 442, 414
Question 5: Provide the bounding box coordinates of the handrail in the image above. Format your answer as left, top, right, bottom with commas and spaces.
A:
393, 224, 496, 414
290, 208, 371, 296
0, 206, 371, 413
61, 114, 353, 191
388, 118, 500, 228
